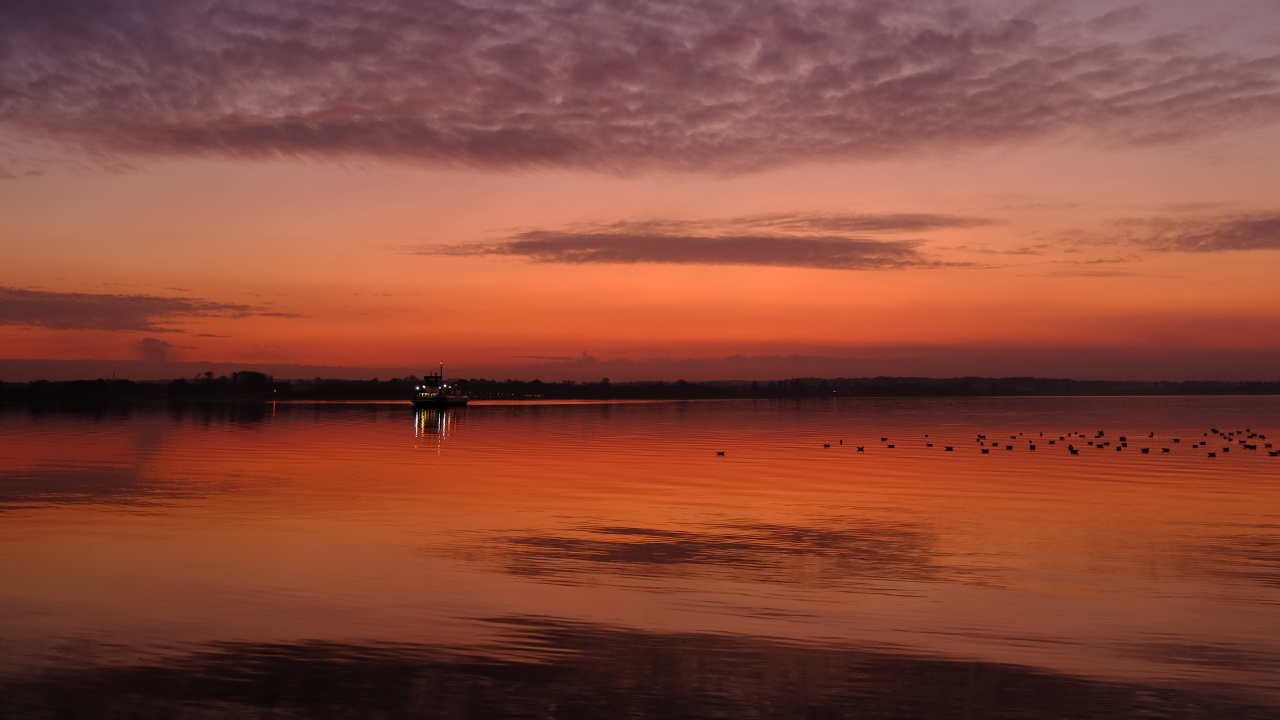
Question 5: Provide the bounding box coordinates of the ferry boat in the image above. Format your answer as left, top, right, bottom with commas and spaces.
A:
412, 364, 469, 407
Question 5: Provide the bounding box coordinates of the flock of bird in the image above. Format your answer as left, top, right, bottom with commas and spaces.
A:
718, 428, 1276, 457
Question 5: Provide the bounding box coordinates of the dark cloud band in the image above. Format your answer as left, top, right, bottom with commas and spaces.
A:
428, 232, 933, 270
419, 212, 988, 269
2, 1, 1278, 172
623, 213, 998, 235
1125, 213, 1280, 253
0, 287, 294, 332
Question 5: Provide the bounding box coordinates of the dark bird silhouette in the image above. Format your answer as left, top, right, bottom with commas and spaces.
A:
1069, 447, 1079, 455
1030, 444, 1036, 450
823, 444, 831, 448
944, 446, 953, 451
1162, 448, 1170, 452
716, 451, 725, 456
887, 444, 895, 448
881, 437, 887, 442
1141, 448, 1150, 454
981, 448, 989, 454
1209, 452, 1216, 458
856, 446, 864, 452
839, 440, 843, 444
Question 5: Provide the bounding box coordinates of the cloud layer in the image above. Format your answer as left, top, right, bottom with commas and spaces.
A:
2, 0, 1278, 172
0, 286, 292, 332
440, 232, 933, 269
1123, 213, 1280, 252
422, 213, 980, 268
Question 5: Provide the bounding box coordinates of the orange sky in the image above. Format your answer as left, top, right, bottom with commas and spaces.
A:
2, 1, 1280, 380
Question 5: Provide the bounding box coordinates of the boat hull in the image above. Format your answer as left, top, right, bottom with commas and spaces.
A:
412, 396, 469, 407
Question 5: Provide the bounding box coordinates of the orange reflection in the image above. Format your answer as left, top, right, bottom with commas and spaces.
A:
0, 399, 1278, 699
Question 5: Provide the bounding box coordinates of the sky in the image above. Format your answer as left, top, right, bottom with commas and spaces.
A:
2, 0, 1280, 381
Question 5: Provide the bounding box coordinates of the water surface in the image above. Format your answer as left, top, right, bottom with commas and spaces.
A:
2, 397, 1278, 718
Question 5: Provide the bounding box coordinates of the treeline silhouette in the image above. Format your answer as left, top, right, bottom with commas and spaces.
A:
459, 376, 1280, 399
2, 372, 1279, 404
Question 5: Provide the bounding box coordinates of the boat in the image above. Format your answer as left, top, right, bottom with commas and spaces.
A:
411, 363, 469, 407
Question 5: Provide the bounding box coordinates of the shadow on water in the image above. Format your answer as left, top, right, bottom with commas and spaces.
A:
2, 617, 1276, 720
1195, 531, 1280, 592
1, 400, 277, 426
1, 399, 444, 427
0, 402, 443, 511
501, 522, 964, 588
0, 465, 178, 510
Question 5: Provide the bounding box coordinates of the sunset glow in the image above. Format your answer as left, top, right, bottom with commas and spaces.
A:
3, 0, 1280, 380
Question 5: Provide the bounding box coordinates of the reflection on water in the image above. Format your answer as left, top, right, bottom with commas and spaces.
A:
502, 521, 953, 589
4, 617, 1279, 720
414, 406, 458, 441
1, 397, 1279, 718
1197, 532, 1280, 590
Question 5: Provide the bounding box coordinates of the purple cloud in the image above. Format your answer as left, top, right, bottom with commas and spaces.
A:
1085, 6, 1148, 33
0, 286, 296, 331
437, 232, 934, 270
136, 336, 175, 361
1, 1, 1278, 172
417, 213, 982, 269
1121, 212, 1280, 252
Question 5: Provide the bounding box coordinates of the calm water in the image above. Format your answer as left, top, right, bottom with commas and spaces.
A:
1, 397, 1278, 719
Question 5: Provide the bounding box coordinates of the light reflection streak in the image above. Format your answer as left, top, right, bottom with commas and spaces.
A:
413, 407, 457, 451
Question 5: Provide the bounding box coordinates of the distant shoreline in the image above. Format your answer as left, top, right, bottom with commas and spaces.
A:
3, 374, 1279, 403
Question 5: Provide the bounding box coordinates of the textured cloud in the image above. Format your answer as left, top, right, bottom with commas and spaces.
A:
437, 232, 934, 269
1084, 5, 1147, 33
595, 212, 998, 235
1123, 213, 1280, 252
2, 0, 1278, 172
420, 214, 978, 269
136, 337, 175, 361
0, 286, 294, 331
